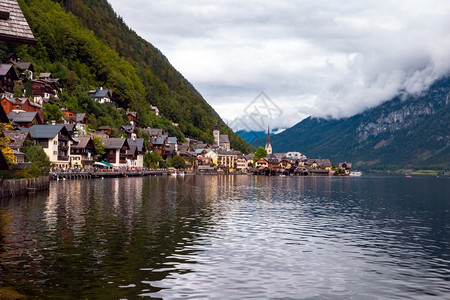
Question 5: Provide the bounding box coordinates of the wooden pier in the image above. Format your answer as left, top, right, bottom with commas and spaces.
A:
52, 170, 169, 180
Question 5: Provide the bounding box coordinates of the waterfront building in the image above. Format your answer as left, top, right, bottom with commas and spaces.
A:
70, 136, 96, 168
236, 154, 249, 172
285, 151, 307, 160
205, 150, 218, 166
216, 150, 238, 172
102, 138, 130, 167
127, 137, 145, 168
21, 124, 74, 168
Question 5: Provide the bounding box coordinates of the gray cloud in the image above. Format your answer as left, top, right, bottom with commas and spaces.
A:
108, 0, 450, 130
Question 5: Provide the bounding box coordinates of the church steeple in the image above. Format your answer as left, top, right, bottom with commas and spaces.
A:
213, 124, 220, 146
265, 126, 272, 155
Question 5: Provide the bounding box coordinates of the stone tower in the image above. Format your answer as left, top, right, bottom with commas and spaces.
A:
265, 126, 272, 155
213, 124, 220, 146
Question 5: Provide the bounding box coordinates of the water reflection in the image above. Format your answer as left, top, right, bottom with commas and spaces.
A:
0, 175, 448, 299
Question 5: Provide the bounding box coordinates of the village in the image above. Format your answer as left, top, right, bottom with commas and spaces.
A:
1, 53, 354, 177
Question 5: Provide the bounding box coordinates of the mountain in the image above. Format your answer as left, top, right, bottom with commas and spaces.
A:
252, 76, 450, 171
3, 0, 251, 153
236, 128, 283, 144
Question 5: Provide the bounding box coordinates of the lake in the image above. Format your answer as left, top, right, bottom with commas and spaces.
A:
0, 175, 449, 299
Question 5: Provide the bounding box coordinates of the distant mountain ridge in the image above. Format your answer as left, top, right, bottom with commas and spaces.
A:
236, 128, 282, 144
252, 76, 450, 171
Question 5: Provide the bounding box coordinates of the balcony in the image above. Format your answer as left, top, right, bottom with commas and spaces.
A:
58, 156, 69, 161
58, 134, 69, 141
81, 159, 94, 165
59, 145, 69, 150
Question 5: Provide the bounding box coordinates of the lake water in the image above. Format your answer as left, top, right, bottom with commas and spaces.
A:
0, 175, 449, 299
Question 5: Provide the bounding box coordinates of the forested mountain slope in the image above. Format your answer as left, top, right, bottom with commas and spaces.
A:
3, 0, 251, 152
252, 77, 450, 171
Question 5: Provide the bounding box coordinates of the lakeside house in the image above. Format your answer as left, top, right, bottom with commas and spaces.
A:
127, 137, 145, 167
70, 136, 96, 168
102, 138, 129, 167
21, 124, 74, 168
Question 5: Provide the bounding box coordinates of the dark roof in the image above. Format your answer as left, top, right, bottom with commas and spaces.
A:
219, 134, 230, 144
317, 159, 332, 167
167, 137, 177, 144
14, 61, 33, 71
4, 97, 43, 109
0, 64, 16, 77
71, 136, 92, 149
339, 162, 352, 169
4, 130, 29, 149
267, 157, 280, 164
120, 125, 135, 134
217, 150, 237, 156
90, 89, 112, 98
8, 111, 37, 123
102, 138, 126, 150
64, 124, 76, 132
165, 144, 175, 152
76, 113, 86, 123
22, 124, 70, 139
127, 144, 138, 156
0, 0, 36, 45
150, 137, 166, 146
244, 153, 254, 160
127, 138, 144, 153
141, 127, 164, 136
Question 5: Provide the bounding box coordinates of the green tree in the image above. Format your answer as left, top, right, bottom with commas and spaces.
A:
144, 151, 166, 169
0, 124, 17, 167
92, 136, 105, 157
21, 140, 52, 177
254, 146, 267, 162
43, 103, 64, 123
170, 155, 186, 169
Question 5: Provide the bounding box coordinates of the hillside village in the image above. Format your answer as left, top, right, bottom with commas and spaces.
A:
0, 53, 354, 176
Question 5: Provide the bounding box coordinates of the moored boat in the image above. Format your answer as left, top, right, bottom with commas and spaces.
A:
349, 171, 362, 176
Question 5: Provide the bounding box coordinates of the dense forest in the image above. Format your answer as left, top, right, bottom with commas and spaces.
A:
1, 0, 252, 153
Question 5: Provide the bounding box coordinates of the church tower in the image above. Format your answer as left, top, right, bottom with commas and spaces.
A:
265, 126, 272, 155
213, 124, 220, 146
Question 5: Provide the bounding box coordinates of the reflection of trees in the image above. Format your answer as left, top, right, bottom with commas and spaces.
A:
0, 177, 221, 298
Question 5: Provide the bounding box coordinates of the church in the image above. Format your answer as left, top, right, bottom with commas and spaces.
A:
213, 124, 231, 151
265, 126, 272, 155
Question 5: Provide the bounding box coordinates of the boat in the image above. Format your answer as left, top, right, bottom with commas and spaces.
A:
349, 171, 362, 176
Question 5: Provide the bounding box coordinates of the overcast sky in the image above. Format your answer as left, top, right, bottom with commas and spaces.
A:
108, 0, 450, 131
